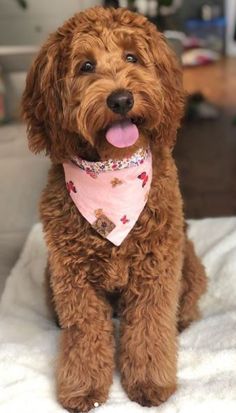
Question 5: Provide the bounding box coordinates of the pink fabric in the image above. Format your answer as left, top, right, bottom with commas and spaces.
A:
63, 149, 152, 246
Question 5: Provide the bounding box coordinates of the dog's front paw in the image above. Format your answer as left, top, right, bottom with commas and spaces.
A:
59, 391, 106, 412
123, 380, 176, 407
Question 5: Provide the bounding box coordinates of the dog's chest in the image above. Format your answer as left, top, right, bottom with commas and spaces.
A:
86, 250, 129, 292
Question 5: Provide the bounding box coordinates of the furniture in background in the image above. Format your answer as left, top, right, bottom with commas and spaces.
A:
174, 57, 236, 218
0, 124, 49, 295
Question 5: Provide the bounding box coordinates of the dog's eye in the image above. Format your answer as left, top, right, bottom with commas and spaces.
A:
80, 61, 95, 73
126, 54, 138, 63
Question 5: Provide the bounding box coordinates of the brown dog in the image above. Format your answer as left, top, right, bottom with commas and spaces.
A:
22, 6, 207, 412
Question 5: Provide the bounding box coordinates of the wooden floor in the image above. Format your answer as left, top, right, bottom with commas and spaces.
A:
174, 58, 236, 218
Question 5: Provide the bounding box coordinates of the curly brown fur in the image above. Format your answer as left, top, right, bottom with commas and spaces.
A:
22, 6, 207, 412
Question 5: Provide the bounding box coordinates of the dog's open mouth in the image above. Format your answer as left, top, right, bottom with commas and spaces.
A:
105, 118, 144, 148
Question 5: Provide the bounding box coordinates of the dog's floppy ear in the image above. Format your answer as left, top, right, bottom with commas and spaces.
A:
22, 34, 63, 155
147, 23, 185, 148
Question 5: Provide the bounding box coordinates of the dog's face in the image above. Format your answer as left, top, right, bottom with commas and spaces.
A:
22, 7, 184, 162
69, 28, 160, 158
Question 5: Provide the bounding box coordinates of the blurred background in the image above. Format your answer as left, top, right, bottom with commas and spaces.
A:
0, 0, 235, 291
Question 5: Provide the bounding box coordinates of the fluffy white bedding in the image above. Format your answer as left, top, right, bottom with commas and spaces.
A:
1, 218, 236, 413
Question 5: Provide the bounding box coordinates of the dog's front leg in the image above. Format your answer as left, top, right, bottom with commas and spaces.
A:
50, 263, 115, 412
119, 250, 182, 407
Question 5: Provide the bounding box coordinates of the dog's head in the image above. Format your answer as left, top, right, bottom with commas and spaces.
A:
22, 7, 185, 162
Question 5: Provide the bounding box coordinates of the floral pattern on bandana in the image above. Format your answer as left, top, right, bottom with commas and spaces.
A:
72, 148, 150, 175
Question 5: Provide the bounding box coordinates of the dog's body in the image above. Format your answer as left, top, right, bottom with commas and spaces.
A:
22, 7, 207, 412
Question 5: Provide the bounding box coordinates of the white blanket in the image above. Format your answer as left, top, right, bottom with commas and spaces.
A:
1, 218, 236, 413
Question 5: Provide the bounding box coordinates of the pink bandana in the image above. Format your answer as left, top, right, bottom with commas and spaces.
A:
63, 148, 152, 246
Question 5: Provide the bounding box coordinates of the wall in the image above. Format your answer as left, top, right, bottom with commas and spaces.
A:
0, 0, 102, 120
0, 0, 101, 46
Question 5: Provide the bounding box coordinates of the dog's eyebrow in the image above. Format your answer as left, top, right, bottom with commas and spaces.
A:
109, 30, 150, 65
71, 32, 105, 56
70, 38, 98, 70
111, 29, 147, 54
112, 30, 137, 48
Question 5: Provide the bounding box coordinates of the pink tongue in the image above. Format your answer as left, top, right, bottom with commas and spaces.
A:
105, 120, 139, 148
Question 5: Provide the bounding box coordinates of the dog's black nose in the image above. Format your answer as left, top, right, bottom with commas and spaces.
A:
107, 90, 134, 115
